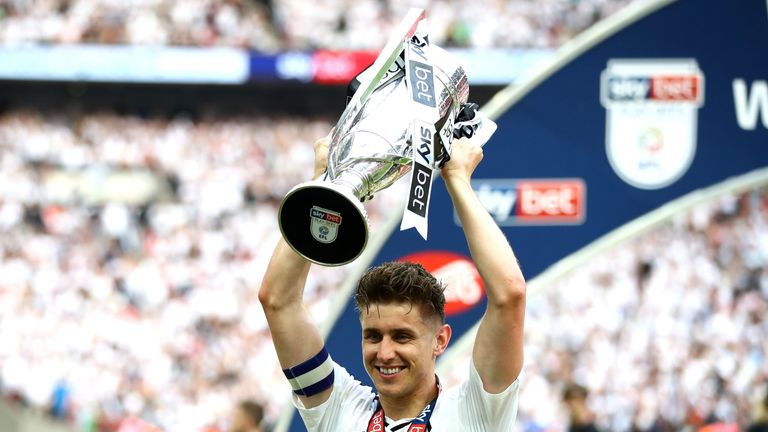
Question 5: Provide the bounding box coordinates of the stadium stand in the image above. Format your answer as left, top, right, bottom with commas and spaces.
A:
0, 0, 633, 50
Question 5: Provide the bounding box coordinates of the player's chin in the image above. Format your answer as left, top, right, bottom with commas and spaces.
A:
373, 380, 406, 398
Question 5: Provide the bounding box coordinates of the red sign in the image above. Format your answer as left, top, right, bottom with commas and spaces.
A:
117, 417, 162, 432
312, 50, 378, 84
398, 251, 485, 316
516, 180, 584, 222
651, 75, 700, 101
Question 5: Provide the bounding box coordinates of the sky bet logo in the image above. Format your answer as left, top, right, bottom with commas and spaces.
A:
466, 179, 586, 226
605, 75, 701, 103
310, 207, 341, 224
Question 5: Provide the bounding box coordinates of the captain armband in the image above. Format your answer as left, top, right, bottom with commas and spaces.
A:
282, 347, 335, 397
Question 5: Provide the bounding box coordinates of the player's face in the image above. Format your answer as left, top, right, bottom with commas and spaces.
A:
360, 302, 448, 401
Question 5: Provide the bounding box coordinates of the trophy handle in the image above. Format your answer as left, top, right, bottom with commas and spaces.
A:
278, 180, 369, 266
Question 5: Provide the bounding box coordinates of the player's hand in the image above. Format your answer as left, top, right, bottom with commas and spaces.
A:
313, 131, 331, 179
440, 137, 483, 185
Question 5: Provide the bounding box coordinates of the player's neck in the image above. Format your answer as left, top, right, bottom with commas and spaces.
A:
379, 375, 438, 421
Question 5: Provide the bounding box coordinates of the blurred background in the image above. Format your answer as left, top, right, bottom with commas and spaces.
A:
0, 0, 766, 431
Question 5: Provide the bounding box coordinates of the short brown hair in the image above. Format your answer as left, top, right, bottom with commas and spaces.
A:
355, 261, 446, 323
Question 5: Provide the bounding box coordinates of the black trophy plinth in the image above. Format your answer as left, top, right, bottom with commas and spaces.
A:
278, 181, 369, 266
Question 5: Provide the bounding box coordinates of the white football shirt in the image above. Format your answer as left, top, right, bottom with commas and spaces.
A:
293, 361, 520, 431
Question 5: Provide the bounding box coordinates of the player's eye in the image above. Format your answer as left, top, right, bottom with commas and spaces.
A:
393, 332, 413, 342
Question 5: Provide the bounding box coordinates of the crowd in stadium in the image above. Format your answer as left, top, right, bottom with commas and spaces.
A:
2, 0, 767, 431
1, 106, 767, 432
443, 189, 768, 431
0, 0, 633, 50
0, 109, 411, 431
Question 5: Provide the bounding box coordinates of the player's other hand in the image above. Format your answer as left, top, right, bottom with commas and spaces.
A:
313, 131, 331, 179
440, 137, 483, 185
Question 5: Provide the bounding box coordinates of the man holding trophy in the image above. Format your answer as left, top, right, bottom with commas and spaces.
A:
259, 8, 525, 431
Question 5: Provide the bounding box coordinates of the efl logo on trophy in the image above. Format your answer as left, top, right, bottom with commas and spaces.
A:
309, 206, 342, 244
277, 8, 488, 266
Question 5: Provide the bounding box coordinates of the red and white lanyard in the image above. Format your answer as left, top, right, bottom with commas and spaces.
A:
366, 377, 441, 432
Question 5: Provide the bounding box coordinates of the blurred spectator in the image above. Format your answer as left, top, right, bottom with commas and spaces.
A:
231, 400, 265, 432
562, 383, 600, 432
48, 378, 73, 419
748, 387, 768, 432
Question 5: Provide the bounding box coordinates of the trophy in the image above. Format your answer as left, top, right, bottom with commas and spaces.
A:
278, 8, 473, 266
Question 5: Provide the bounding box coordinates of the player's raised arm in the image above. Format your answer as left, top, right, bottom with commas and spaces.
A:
441, 137, 526, 394
258, 135, 334, 408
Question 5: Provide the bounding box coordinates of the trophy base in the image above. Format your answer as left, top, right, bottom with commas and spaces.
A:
278, 180, 369, 266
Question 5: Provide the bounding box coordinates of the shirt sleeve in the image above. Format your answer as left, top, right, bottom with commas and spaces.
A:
461, 360, 521, 430
292, 362, 376, 431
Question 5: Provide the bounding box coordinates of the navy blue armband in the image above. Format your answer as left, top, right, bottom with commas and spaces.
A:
282, 347, 335, 397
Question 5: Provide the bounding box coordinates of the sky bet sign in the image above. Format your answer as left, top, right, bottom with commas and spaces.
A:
468, 178, 585, 226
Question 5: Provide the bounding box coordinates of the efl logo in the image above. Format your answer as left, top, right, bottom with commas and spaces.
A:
469, 179, 586, 226
310, 206, 341, 244
398, 251, 485, 317
601, 59, 703, 189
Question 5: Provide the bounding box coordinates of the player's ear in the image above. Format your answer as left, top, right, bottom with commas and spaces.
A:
433, 324, 451, 356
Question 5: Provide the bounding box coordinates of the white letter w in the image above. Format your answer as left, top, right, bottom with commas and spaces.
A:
733, 79, 768, 130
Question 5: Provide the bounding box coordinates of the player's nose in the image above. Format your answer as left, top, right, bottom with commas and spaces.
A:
376, 337, 397, 361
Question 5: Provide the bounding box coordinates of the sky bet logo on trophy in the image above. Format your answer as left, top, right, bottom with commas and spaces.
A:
277, 8, 496, 266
